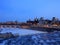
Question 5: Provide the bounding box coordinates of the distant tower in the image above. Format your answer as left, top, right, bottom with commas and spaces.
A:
51, 17, 59, 24
39, 17, 44, 24
52, 17, 59, 22
39, 17, 44, 21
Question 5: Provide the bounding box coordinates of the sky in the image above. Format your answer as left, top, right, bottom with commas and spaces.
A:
0, 0, 60, 22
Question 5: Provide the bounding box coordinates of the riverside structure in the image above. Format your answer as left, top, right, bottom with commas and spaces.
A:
0, 17, 60, 32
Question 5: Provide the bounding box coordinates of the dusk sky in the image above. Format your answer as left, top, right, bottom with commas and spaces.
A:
0, 0, 60, 22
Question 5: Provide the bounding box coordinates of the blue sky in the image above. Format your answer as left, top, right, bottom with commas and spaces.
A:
0, 0, 60, 22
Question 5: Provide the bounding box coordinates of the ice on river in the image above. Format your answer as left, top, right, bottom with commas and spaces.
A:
0, 28, 47, 36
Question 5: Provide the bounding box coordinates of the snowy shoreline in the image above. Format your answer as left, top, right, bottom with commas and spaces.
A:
0, 28, 47, 36
0, 28, 60, 45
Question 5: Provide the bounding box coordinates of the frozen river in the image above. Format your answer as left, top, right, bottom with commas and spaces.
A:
0, 28, 60, 45
0, 28, 47, 36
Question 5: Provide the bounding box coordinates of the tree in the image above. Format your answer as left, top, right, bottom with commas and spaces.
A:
34, 17, 39, 23
52, 17, 56, 21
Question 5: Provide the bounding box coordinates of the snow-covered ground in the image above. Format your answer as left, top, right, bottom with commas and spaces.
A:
0, 28, 47, 36
0, 28, 47, 45
0, 28, 60, 45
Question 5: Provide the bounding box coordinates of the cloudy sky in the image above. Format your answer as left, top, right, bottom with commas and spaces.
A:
0, 0, 60, 22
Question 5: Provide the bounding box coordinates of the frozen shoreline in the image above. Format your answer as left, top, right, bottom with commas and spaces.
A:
0, 28, 47, 36
0, 28, 60, 45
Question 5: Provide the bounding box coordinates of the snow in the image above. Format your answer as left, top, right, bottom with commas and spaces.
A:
0, 28, 47, 45
0, 28, 60, 45
0, 28, 47, 36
